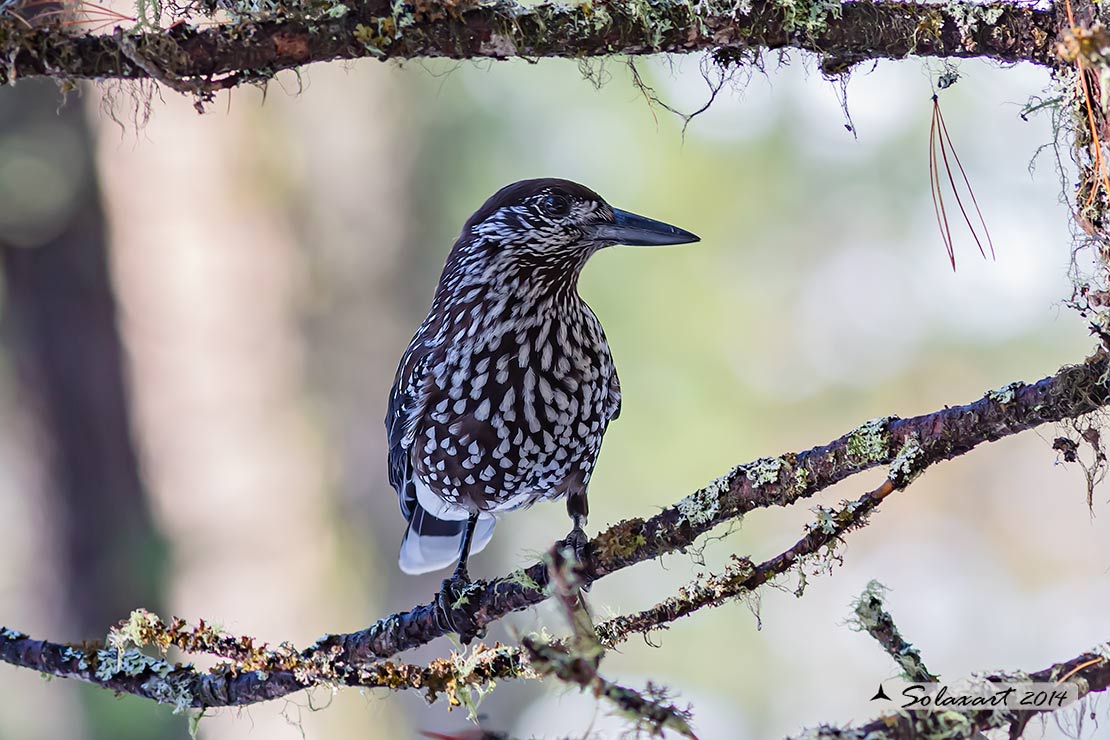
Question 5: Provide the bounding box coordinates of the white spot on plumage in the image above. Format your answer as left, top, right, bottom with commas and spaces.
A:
538, 376, 554, 405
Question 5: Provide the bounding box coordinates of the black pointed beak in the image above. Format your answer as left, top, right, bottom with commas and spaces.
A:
587, 208, 700, 246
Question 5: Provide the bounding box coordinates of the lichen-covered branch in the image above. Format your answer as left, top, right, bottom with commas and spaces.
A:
0, 469, 891, 715
594, 479, 898, 648
521, 553, 697, 739
0, 0, 1058, 97
794, 629, 1110, 739
0, 467, 893, 718
851, 579, 937, 683
2, 353, 1109, 711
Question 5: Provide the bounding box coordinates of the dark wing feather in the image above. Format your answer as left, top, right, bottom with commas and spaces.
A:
385, 345, 431, 522
608, 365, 622, 422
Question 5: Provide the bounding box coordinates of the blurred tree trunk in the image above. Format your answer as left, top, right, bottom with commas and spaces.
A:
0, 79, 182, 740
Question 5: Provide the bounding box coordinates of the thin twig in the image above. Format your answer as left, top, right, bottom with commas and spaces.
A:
851, 580, 938, 683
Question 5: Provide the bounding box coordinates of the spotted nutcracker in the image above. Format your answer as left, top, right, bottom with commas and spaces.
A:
386, 178, 698, 606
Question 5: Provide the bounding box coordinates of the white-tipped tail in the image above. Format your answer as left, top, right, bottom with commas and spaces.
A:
398, 504, 496, 575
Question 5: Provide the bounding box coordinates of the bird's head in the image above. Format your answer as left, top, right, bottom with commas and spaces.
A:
442, 178, 699, 293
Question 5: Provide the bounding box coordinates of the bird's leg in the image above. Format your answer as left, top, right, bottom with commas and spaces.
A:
555, 492, 592, 595
559, 491, 590, 564
451, 512, 479, 583
435, 513, 480, 640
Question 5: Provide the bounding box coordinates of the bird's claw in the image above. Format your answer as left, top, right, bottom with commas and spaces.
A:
556, 526, 593, 591
558, 525, 590, 561
434, 572, 483, 643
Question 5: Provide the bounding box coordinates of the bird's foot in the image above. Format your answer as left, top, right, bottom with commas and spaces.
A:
558, 525, 589, 561
434, 571, 483, 643
556, 526, 593, 592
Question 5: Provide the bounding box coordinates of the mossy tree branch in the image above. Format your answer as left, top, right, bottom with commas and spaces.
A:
793, 585, 1110, 740
0, 470, 897, 712
1, 352, 1108, 714
851, 580, 938, 683
0, 0, 1059, 100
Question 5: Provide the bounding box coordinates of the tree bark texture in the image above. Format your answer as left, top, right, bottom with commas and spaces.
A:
0, 0, 1060, 94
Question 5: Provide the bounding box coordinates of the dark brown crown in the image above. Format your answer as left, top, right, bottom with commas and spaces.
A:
461, 178, 605, 233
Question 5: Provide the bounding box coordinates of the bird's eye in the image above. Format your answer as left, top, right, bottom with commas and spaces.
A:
540, 194, 571, 217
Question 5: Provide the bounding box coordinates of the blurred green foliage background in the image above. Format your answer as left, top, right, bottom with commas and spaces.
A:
0, 49, 1103, 740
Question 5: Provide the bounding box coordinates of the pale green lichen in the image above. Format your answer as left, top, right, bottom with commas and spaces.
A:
61, 647, 90, 671
450, 580, 484, 611
893, 649, 926, 681
851, 579, 889, 631
94, 647, 174, 681
784, 465, 811, 500
809, 505, 839, 534
675, 468, 735, 526
505, 568, 543, 592
889, 435, 925, 487
806, 497, 863, 537
845, 417, 893, 464
986, 381, 1023, 405
745, 456, 785, 487
774, 0, 843, 40
0, 627, 25, 640
945, 0, 1003, 43
143, 672, 194, 714
852, 581, 936, 682
449, 642, 535, 721
579, 0, 615, 32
